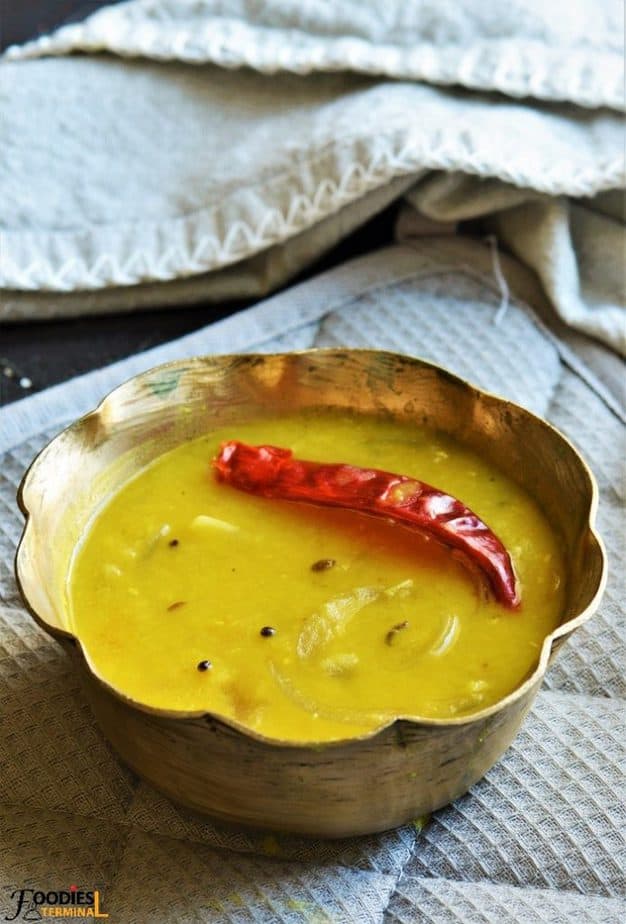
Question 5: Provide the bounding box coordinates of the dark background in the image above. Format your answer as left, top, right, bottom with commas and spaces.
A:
0, 0, 122, 49
0, 1, 397, 405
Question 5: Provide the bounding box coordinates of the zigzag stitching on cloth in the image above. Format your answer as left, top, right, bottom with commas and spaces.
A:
2, 135, 625, 293
6, 13, 624, 111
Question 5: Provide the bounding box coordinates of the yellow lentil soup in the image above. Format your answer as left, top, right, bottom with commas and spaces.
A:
69, 411, 565, 742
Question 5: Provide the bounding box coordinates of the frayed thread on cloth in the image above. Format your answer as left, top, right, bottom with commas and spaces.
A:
485, 235, 511, 326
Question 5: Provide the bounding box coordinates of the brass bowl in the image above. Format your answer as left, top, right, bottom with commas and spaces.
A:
15, 350, 606, 838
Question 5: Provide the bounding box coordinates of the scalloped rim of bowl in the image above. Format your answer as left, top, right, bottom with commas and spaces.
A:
14, 349, 608, 747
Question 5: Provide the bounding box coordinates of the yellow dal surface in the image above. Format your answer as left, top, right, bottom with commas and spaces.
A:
69, 411, 565, 742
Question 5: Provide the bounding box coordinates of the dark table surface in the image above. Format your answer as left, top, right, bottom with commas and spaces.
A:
0, 1, 397, 406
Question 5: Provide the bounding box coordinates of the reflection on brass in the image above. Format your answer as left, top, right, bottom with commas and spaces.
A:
14, 351, 607, 837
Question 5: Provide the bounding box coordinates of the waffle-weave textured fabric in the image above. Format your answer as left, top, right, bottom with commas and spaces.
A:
1, 242, 624, 922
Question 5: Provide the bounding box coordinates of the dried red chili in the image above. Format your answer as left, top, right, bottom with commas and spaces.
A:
214, 441, 520, 609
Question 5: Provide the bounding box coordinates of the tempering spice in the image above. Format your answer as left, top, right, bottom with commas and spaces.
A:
214, 441, 520, 608
385, 620, 409, 646
311, 559, 336, 572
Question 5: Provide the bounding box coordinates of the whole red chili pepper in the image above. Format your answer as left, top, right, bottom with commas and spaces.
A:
214, 441, 520, 609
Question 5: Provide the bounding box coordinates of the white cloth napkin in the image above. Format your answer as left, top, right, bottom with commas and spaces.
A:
1, 0, 624, 354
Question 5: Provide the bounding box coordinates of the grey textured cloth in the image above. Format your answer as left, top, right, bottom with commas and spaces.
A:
1, 0, 624, 354
1, 242, 624, 922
